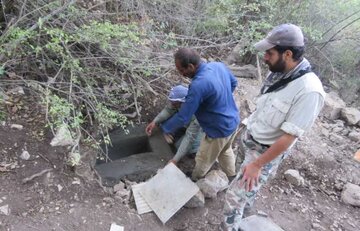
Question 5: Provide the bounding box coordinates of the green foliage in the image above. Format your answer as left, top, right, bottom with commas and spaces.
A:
0, 27, 36, 56
161, 32, 178, 49
45, 94, 84, 130
95, 103, 128, 131
77, 21, 141, 50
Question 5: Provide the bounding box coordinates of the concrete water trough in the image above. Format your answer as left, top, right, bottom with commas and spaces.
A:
95, 125, 174, 186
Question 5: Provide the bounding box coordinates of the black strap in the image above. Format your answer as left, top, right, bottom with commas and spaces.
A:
264, 67, 312, 94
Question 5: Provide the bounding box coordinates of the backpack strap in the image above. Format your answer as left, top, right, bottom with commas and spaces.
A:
264, 67, 312, 94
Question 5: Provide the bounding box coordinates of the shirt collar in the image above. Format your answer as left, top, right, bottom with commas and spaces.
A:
194, 62, 207, 78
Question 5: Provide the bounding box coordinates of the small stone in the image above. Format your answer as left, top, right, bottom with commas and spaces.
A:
348, 131, 360, 142
257, 210, 268, 217
113, 182, 126, 192
341, 107, 360, 125
321, 128, 329, 137
334, 182, 343, 191
103, 197, 114, 203
341, 129, 350, 136
332, 127, 343, 133
7, 86, 25, 95
341, 183, 360, 207
284, 169, 305, 186
329, 134, 344, 144
115, 189, 130, 203
20, 150, 30, 160
0, 205, 10, 216
57, 184, 63, 192
10, 124, 23, 130
312, 223, 325, 230
72, 178, 81, 185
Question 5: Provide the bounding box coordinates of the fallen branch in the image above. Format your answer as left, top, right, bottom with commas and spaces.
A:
22, 168, 52, 184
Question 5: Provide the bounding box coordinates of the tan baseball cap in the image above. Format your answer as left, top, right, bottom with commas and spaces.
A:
254, 23, 304, 51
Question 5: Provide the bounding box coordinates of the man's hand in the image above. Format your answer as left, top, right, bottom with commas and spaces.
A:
239, 162, 262, 192
163, 133, 174, 144
145, 121, 157, 136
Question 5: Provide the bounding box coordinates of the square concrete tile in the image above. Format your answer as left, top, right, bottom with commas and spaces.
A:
139, 163, 199, 223
132, 182, 152, 214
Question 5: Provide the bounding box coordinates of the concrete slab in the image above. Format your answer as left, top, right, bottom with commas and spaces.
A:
239, 215, 285, 231
95, 125, 173, 186
132, 183, 152, 214
139, 163, 199, 224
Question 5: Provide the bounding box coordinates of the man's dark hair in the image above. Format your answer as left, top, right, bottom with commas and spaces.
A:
174, 48, 201, 68
273, 45, 305, 61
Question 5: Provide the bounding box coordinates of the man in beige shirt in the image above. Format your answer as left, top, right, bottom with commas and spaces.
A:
222, 23, 326, 230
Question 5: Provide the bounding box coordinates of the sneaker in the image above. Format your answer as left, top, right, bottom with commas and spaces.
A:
227, 175, 236, 182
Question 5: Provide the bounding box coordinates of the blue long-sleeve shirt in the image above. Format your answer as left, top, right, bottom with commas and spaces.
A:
161, 62, 240, 138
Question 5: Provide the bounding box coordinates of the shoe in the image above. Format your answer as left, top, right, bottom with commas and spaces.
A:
242, 206, 252, 218
227, 175, 236, 182
185, 171, 192, 178
188, 153, 196, 159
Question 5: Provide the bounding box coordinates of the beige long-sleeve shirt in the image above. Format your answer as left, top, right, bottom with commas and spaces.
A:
247, 72, 326, 145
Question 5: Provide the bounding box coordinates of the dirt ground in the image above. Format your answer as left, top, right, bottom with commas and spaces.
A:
1, 78, 360, 231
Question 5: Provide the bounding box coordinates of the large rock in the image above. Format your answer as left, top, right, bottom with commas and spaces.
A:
284, 169, 305, 186
348, 131, 360, 142
50, 124, 75, 147
229, 65, 258, 79
238, 215, 285, 231
341, 107, 360, 125
226, 41, 247, 65
341, 183, 360, 207
196, 170, 229, 198
184, 190, 205, 208
321, 91, 346, 120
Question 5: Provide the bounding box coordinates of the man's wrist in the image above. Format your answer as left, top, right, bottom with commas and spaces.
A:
253, 159, 264, 168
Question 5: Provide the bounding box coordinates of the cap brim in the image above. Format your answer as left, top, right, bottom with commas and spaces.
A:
254, 39, 275, 52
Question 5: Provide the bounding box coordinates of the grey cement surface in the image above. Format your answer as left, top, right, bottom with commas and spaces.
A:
239, 215, 285, 231
95, 125, 174, 185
